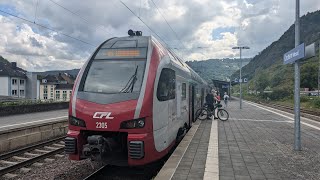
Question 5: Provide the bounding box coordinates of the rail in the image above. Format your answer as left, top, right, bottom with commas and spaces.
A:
0, 136, 65, 176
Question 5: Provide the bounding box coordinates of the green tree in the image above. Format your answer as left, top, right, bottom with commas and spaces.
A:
301, 61, 317, 90
256, 73, 270, 93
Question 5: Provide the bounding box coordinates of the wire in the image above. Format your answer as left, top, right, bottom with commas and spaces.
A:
119, 0, 170, 48
150, 0, 185, 49
34, 0, 39, 23
48, 0, 114, 37
0, 9, 95, 47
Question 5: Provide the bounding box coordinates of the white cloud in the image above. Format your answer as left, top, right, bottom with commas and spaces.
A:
0, 0, 319, 71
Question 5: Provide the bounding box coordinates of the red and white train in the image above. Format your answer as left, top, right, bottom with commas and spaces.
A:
65, 31, 208, 166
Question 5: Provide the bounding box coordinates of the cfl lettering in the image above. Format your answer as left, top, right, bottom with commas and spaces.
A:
93, 112, 114, 119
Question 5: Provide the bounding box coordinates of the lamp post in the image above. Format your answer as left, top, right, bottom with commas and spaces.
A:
232, 46, 250, 109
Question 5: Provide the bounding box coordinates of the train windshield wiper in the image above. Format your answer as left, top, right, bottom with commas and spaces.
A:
119, 66, 138, 93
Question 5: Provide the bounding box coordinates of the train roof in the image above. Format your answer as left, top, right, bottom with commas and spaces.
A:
101, 35, 208, 86
101, 36, 149, 49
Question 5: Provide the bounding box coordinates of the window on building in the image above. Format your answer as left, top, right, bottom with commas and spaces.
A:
44, 85, 48, 89
12, 90, 17, 96
44, 96, 48, 99
44, 90, 48, 94
20, 79, 25, 85
20, 90, 25, 96
182, 83, 186, 100
12, 79, 17, 85
157, 68, 175, 101
51, 92, 53, 98
62, 91, 67, 100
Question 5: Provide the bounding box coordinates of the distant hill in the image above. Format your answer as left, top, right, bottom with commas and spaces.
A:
186, 58, 251, 82
235, 10, 320, 91
35, 69, 80, 77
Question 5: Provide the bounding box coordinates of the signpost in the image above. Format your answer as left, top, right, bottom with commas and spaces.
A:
283, 43, 305, 64
283, 0, 315, 151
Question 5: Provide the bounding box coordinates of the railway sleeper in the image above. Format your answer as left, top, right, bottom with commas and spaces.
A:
0, 160, 17, 166
12, 156, 29, 161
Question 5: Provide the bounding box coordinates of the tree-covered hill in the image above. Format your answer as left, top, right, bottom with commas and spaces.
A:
234, 10, 320, 94
186, 58, 251, 83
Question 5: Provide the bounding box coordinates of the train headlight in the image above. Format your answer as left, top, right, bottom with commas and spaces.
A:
120, 117, 145, 129
69, 116, 86, 127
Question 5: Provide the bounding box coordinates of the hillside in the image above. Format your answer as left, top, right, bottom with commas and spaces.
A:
234, 10, 320, 92
186, 58, 251, 82
35, 69, 80, 77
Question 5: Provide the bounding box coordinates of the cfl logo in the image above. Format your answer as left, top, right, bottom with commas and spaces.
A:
93, 112, 114, 119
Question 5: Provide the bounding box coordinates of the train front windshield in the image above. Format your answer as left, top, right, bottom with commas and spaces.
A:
83, 48, 147, 94
83, 60, 146, 94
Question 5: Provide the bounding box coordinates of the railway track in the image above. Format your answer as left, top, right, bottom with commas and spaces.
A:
82, 151, 172, 180
256, 102, 320, 121
0, 136, 65, 179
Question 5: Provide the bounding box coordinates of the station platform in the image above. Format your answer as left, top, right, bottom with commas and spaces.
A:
156, 99, 320, 180
0, 109, 68, 131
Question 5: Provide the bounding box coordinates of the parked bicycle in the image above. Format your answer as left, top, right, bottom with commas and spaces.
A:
195, 103, 229, 121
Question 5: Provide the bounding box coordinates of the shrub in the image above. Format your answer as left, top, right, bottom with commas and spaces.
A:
269, 88, 292, 100
300, 96, 309, 103
311, 98, 320, 108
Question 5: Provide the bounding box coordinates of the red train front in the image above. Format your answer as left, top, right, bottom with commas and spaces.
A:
65, 31, 207, 166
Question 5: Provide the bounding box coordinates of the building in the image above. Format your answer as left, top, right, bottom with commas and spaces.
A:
38, 73, 74, 101
26, 72, 40, 99
0, 61, 27, 98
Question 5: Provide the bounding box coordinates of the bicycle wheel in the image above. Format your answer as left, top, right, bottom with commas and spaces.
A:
217, 109, 229, 121
195, 108, 208, 120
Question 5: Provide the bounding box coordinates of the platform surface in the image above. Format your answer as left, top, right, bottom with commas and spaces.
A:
0, 109, 68, 131
158, 99, 320, 180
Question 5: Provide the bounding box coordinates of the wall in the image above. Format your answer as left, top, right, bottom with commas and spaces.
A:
26, 72, 38, 99
0, 76, 9, 96
0, 102, 69, 116
0, 120, 68, 153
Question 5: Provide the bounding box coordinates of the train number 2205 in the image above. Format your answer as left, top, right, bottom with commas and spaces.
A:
96, 122, 107, 129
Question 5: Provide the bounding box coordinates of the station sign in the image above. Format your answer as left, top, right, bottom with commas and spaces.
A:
283, 43, 305, 64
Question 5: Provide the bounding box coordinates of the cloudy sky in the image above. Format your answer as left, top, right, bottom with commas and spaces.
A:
0, 0, 319, 71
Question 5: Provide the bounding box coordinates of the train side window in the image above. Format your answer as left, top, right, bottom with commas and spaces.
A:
182, 83, 186, 100
157, 68, 175, 101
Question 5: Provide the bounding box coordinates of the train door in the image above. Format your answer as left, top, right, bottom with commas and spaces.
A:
181, 82, 188, 125
201, 88, 204, 106
189, 84, 195, 124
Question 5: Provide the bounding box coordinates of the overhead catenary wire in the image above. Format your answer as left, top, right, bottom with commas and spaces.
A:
0, 9, 95, 47
118, 0, 170, 48
34, 0, 39, 23
149, 0, 185, 49
47, 0, 115, 37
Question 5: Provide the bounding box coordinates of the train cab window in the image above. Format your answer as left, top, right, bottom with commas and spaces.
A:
182, 83, 186, 100
157, 68, 175, 101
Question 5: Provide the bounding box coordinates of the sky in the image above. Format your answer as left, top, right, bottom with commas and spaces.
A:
0, 0, 319, 71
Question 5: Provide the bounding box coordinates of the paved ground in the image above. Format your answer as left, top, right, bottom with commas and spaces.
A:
167, 99, 320, 180
0, 109, 68, 130
219, 100, 320, 180
172, 119, 212, 180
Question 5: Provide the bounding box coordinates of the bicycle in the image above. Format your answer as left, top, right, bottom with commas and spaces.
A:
195, 103, 229, 121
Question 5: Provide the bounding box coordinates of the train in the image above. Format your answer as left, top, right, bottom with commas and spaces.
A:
65, 30, 208, 166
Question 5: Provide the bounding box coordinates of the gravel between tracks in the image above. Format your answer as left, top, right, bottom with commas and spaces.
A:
16, 156, 102, 180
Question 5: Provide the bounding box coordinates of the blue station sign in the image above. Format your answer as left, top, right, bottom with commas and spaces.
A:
283, 43, 305, 64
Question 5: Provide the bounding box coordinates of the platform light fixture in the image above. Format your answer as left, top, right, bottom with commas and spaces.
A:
232, 46, 250, 109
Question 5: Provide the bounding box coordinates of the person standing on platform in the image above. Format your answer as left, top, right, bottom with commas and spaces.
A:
213, 91, 219, 119
223, 92, 230, 107
205, 91, 214, 119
